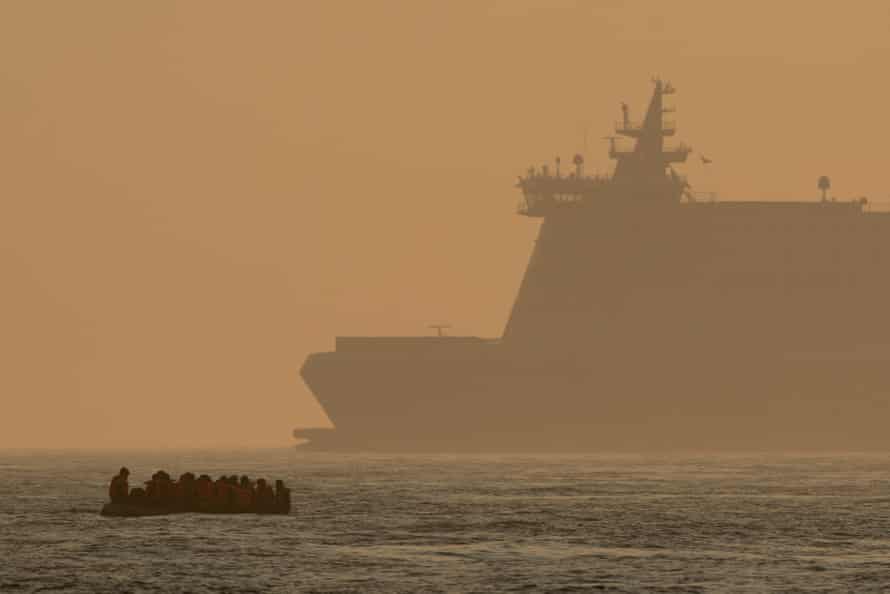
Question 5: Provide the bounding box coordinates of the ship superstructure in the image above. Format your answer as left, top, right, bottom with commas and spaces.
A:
298, 80, 890, 451
516, 78, 688, 219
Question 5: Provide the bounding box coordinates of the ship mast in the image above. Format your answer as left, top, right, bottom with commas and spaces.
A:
611, 78, 691, 199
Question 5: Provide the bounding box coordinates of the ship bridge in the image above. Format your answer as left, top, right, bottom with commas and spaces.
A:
516, 162, 610, 217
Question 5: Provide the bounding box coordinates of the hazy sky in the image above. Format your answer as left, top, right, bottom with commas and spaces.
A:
3, 1, 890, 448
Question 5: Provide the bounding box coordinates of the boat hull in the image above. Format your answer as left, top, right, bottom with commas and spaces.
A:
99, 503, 289, 517
298, 347, 890, 451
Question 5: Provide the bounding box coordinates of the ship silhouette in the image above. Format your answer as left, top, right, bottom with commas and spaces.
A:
298, 79, 890, 451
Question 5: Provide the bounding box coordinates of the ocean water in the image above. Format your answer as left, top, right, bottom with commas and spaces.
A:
2, 451, 890, 592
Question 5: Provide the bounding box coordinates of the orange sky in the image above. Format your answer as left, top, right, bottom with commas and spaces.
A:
3, 1, 890, 448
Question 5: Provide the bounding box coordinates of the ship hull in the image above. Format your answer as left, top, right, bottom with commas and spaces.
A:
298, 347, 890, 451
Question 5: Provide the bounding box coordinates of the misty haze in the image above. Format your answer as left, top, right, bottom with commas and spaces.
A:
6, 0, 890, 450
5, 2, 890, 592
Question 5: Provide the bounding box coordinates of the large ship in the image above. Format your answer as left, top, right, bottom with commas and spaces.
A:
298, 79, 890, 451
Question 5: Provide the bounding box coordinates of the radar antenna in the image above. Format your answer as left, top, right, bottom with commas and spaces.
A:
818, 176, 831, 202
428, 324, 451, 337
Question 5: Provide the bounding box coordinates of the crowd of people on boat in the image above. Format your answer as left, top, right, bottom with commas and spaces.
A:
108, 467, 291, 514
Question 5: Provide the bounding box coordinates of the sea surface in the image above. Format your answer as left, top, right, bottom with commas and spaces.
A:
2, 451, 890, 592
